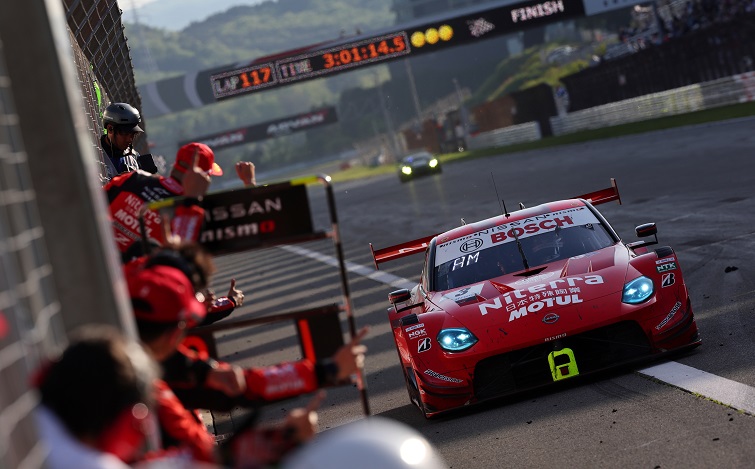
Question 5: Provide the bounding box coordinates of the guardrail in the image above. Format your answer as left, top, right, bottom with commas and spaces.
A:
468, 71, 755, 149
467, 121, 542, 150
551, 71, 755, 135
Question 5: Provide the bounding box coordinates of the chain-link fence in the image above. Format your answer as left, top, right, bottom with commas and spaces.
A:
63, 0, 147, 183
0, 1, 142, 466
0, 33, 67, 469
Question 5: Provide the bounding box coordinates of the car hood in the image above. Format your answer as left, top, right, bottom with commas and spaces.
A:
403, 158, 431, 167
430, 245, 632, 333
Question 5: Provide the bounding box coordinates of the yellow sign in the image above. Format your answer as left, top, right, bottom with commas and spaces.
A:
548, 348, 579, 381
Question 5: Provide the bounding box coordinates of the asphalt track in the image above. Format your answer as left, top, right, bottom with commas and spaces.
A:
208, 116, 755, 468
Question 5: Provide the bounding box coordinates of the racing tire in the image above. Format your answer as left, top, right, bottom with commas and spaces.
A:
403, 367, 430, 419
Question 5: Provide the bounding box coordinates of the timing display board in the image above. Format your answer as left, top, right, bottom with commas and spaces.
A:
275, 32, 410, 85
140, 0, 585, 117
210, 0, 583, 100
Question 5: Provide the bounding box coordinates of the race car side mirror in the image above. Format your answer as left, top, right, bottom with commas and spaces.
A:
389, 289, 411, 305
389, 289, 421, 314
635, 223, 657, 238
627, 223, 658, 251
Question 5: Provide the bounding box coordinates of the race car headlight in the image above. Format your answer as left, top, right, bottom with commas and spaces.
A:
437, 328, 478, 352
622, 276, 654, 304
401, 166, 412, 175
428, 158, 439, 168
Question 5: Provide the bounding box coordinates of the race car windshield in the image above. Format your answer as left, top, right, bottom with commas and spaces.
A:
433, 212, 615, 291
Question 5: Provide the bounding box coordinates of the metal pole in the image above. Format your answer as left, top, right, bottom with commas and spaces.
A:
452, 78, 469, 150
404, 58, 423, 124
375, 73, 401, 159
318, 174, 370, 416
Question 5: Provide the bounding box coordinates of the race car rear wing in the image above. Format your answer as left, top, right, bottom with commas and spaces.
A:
572, 178, 622, 206
370, 179, 620, 270
369, 233, 437, 270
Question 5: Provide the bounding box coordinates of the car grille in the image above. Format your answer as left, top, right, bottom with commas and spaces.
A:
473, 321, 652, 400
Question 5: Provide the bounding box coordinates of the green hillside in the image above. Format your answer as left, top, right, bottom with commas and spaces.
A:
125, 1, 628, 181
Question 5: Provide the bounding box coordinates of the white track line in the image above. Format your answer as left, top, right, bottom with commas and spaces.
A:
279, 245, 755, 415
637, 362, 755, 414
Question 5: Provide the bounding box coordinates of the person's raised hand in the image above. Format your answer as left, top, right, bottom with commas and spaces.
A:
283, 391, 325, 443
205, 363, 246, 397
235, 161, 256, 187
333, 326, 368, 382
227, 278, 244, 306
181, 150, 211, 199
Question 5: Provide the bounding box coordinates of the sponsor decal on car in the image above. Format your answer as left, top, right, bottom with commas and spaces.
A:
404, 323, 425, 332
655, 301, 682, 330
544, 333, 567, 342
542, 313, 560, 324
408, 328, 427, 339
656, 257, 676, 265
661, 273, 675, 288
657, 262, 677, 273
548, 347, 579, 381
434, 207, 600, 266
443, 284, 484, 302
418, 338, 432, 353
424, 369, 464, 383
513, 271, 557, 285
477, 274, 604, 321
459, 238, 484, 253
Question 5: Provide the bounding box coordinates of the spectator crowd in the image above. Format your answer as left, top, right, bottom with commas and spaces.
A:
607, 0, 755, 60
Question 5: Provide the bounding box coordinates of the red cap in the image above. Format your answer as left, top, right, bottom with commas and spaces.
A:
173, 142, 223, 176
127, 265, 206, 327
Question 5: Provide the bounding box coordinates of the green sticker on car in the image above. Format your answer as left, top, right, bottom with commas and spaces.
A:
548, 348, 580, 381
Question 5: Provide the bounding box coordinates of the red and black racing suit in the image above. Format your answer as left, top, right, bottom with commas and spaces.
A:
104, 170, 205, 263
163, 344, 340, 412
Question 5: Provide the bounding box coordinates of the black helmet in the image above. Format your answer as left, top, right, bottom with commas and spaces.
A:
103, 102, 143, 133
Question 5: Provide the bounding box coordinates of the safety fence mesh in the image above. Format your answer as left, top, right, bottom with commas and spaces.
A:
0, 36, 67, 469
0, 1, 141, 466
63, 0, 146, 183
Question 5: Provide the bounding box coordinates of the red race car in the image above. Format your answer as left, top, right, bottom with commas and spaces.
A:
369, 179, 701, 418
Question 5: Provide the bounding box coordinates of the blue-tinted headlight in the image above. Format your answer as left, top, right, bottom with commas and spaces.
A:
401, 166, 412, 175
622, 276, 654, 304
437, 328, 478, 352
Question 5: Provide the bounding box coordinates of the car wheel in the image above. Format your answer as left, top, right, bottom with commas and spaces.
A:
403, 367, 430, 418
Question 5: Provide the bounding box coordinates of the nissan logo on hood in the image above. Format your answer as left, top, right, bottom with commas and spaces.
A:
543, 313, 560, 324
